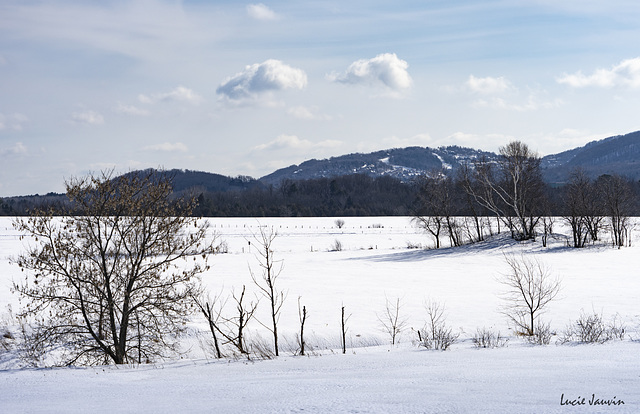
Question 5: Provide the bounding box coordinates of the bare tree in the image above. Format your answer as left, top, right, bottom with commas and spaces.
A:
12, 170, 217, 365
413, 215, 444, 249
457, 163, 488, 242
596, 174, 635, 248
562, 168, 604, 247
413, 173, 461, 248
376, 296, 409, 345
297, 297, 308, 356
470, 142, 545, 240
540, 216, 554, 248
192, 290, 227, 359
341, 305, 350, 354
218, 285, 258, 355
249, 226, 286, 357
499, 254, 561, 337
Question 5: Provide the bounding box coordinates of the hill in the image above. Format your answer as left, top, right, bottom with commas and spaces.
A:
260, 131, 640, 186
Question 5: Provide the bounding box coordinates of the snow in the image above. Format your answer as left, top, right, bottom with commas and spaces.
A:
1, 216, 639, 413
432, 152, 452, 170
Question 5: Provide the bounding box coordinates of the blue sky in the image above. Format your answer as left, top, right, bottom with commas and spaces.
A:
1, 0, 640, 196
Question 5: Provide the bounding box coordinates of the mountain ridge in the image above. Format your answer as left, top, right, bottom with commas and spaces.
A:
260, 130, 640, 186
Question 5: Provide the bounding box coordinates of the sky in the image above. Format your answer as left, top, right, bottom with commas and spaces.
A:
1, 0, 640, 196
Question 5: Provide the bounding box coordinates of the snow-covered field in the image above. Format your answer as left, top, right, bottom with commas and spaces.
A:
1, 216, 639, 413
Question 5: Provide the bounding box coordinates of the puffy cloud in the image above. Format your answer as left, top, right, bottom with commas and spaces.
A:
328, 53, 412, 91
138, 86, 203, 105
217, 59, 307, 101
247, 3, 279, 21
71, 110, 104, 125
466, 75, 512, 94
557, 57, 640, 88
253, 134, 341, 151
143, 142, 188, 152
114, 103, 150, 116
287, 106, 332, 121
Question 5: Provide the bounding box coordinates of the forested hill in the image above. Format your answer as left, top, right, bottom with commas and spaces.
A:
3, 130, 640, 216
259, 131, 640, 186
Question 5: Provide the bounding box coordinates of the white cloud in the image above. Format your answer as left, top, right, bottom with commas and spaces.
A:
287, 106, 332, 121
0, 113, 28, 131
253, 134, 341, 151
464, 77, 562, 112
0, 142, 27, 157
466, 75, 512, 94
381, 133, 433, 148
472, 95, 563, 112
143, 142, 188, 152
71, 110, 104, 125
217, 60, 307, 101
138, 86, 203, 105
247, 4, 279, 21
557, 57, 640, 88
114, 103, 150, 116
328, 53, 412, 91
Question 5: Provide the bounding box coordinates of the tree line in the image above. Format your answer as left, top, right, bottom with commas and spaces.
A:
413, 141, 639, 248
2, 145, 640, 224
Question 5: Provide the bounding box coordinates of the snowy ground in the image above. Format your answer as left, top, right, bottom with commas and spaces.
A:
1, 216, 639, 413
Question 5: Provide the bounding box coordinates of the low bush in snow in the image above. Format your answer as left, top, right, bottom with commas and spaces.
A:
417, 301, 459, 351
559, 312, 627, 344
472, 327, 509, 349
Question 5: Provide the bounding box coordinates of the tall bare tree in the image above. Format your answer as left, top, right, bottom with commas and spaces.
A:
596, 174, 635, 248
249, 226, 286, 357
414, 172, 461, 248
562, 169, 591, 248
470, 141, 545, 240
12, 170, 218, 365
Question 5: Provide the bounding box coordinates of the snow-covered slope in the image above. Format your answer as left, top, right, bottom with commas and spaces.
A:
1, 217, 639, 413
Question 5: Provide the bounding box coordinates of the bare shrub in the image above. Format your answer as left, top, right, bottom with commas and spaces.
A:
217, 240, 229, 254
246, 333, 275, 360
526, 320, 553, 345
330, 239, 343, 252
575, 312, 606, 343
418, 300, 459, 351
376, 296, 409, 345
560, 312, 626, 344
0, 307, 15, 353
607, 314, 626, 341
16, 322, 47, 367
472, 327, 509, 349
405, 241, 422, 249
334, 219, 345, 229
